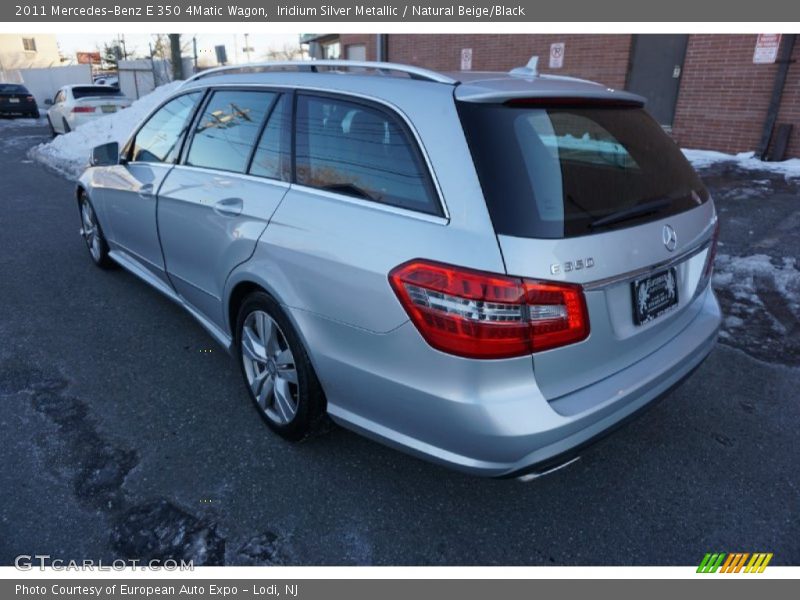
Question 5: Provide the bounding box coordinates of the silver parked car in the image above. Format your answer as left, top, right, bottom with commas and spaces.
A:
77, 59, 721, 478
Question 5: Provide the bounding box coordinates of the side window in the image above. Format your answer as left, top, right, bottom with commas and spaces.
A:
54, 91, 65, 104
249, 94, 290, 181
186, 89, 277, 174
131, 92, 201, 163
295, 94, 440, 215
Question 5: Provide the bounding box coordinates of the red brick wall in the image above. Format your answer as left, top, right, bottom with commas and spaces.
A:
382, 34, 632, 90
338, 34, 377, 61
337, 33, 800, 157
671, 34, 800, 157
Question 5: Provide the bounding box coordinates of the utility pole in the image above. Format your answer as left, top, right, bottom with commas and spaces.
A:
192, 36, 198, 73
169, 33, 183, 80
244, 33, 252, 63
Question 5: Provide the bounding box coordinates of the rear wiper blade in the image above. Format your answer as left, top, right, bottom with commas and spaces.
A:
589, 196, 673, 230
321, 183, 380, 202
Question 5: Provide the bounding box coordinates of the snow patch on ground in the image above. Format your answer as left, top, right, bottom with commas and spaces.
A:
0, 116, 47, 129
713, 253, 800, 363
683, 148, 800, 179
27, 82, 183, 181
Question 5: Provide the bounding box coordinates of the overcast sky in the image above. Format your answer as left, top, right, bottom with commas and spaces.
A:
56, 33, 304, 65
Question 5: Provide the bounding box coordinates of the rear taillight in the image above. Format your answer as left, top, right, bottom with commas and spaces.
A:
71, 106, 95, 113
389, 260, 590, 359
25, 95, 34, 102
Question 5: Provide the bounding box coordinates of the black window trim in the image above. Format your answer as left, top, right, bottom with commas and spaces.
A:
292, 90, 445, 219
123, 89, 207, 165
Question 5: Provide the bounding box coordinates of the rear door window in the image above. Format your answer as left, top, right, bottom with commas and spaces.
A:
458, 102, 708, 238
186, 89, 277, 174
294, 94, 441, 216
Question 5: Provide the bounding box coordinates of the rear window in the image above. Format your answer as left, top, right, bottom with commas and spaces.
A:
72, 86, 123, 99
0, 84, 28, 94
457, 102, 708, 239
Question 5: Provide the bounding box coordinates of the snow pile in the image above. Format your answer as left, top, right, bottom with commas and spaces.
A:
683, 148, 800, 178
28, 81, 183, 180
713, 253, 800, 363
0, 116, 48, 129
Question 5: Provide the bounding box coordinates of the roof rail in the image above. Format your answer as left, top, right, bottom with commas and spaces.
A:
183, 60, 459, 86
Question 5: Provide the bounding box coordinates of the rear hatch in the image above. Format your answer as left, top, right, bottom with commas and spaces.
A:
457, 92, 717, 403
72, 86, 129, 115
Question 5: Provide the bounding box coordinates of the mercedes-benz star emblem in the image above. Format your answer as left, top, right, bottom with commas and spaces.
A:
662, 224, 677, 252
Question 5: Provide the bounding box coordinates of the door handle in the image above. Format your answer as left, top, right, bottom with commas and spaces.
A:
138, 183, 154, 199
213, 197, 244, 217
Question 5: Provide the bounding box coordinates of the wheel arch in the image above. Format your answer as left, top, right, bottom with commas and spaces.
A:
225, 275, 326, 403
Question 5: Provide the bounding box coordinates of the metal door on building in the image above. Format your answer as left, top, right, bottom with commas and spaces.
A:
626, 35, 689, 127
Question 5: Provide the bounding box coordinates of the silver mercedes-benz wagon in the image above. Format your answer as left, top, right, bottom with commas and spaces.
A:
76, 59, 721, 477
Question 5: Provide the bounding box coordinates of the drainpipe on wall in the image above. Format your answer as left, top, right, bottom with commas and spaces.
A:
376, 34, 388, 62
757, 34, 796, 160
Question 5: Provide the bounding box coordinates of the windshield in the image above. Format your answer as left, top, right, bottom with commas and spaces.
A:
457, 102, 709, 238
72, 86, 124, 99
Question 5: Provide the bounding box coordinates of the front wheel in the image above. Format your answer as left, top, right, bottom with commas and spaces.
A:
79, 194, 114, 269
236, 292, 327, 441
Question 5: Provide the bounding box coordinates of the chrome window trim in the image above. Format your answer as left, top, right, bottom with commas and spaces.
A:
180, 81, 451, 222
290, 183, 448, 225
167, 164, 291, 189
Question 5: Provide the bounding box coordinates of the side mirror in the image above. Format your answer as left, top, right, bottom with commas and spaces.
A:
44, 99, 53, 106
91, 141, 120, 167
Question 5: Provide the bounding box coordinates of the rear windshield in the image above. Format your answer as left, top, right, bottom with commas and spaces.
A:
72, 86, 123, 99
0, 84, 28, 94
457, 102, 709, 239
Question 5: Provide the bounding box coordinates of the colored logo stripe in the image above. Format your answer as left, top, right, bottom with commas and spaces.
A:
698, 552, 773, 573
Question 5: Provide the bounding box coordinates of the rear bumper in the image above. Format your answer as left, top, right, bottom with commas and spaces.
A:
0, 104, 38, 115
292, 285, 722, 477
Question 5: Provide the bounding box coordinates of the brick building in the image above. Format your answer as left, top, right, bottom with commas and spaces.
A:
304, 34, 799, 159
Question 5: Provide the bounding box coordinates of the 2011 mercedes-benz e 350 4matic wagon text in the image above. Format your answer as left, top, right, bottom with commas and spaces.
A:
76, 59, 721, 477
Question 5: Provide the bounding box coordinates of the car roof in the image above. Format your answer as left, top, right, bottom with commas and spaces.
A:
182, 60, 645, 105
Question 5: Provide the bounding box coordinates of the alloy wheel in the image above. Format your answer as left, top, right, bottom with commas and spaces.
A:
80, 199, 102, 262
241, 310, 299, 425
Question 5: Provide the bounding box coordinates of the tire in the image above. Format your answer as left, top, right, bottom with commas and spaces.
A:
62, 117, 71, 133
30, 110, 40, 119
236, 292, 328, 442
47, 116, 56, 137
78, 193, 114, 269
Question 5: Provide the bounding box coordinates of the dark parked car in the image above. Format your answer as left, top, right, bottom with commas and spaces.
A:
0, 84, 39, 118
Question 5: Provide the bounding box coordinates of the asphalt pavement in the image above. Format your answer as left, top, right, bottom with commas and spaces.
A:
0, 119, 798, 566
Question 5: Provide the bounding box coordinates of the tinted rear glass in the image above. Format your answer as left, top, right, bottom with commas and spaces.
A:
457, 102, 708, 239
0, 84, 28, 95
295, 94, 441, 216
72, 86, 123, 99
